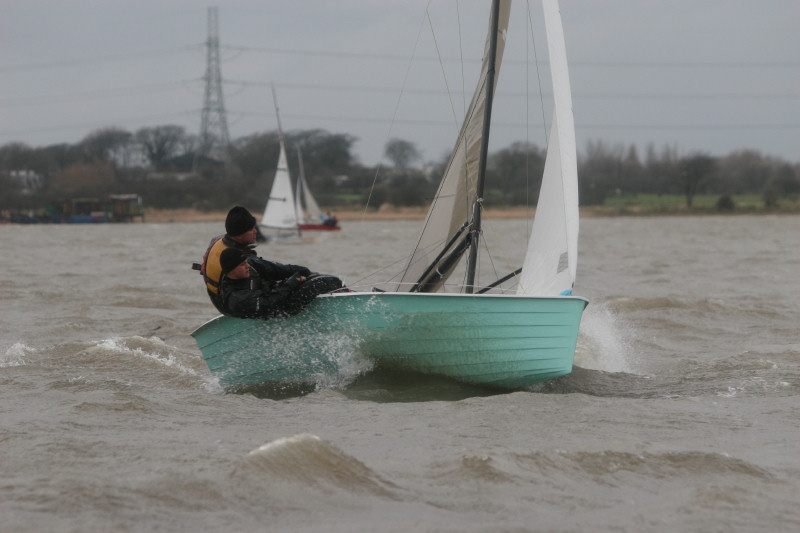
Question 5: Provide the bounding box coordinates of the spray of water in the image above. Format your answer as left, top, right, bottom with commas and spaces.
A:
1, 342, 32, 367
574, 302, 634, 374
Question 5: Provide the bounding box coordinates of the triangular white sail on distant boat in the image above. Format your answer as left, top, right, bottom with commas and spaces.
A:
261, 138, 298, 230
294, 146, 324, 224
260, 85, 300, 233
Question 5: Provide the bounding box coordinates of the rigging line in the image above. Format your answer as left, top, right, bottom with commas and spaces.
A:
456, 1, 467, 120
451, 200, 490, 293
349, 234, 450, 287
525, 1, 531, 232
526, 1, 548, 236
405, 83, 484, 279
480, 205, 522, 288
472, 197, 520, 291
528, 1, 549, 144
480, 216, 501, 289
453, 0, 474, 225
427, 6, 460, 135
456, 2, 477, 225
361, 0, 431, 224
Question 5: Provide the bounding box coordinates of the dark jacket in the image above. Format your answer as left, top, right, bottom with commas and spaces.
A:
220, 258, 312, 319
202, 234, 258, 313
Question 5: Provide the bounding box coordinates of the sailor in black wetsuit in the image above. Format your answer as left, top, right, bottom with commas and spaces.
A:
200, 206, 262, 313
218, 248, 344, 319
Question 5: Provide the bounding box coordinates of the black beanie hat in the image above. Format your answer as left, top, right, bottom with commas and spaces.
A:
225, 206, 256, 236
220, 248, 249, 274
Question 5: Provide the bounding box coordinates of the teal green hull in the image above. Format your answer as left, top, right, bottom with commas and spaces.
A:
191, 292, 587, 390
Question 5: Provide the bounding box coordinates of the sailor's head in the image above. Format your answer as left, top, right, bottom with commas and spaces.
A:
220, 248, 250, 279
225, 206, 257, 242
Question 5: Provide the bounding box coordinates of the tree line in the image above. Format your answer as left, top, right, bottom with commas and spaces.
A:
1, 124, 798, 214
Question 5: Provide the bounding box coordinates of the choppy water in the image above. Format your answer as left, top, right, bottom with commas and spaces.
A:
2, 215, 798, 532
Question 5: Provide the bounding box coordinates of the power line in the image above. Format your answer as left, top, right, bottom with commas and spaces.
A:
0, 45, 203, 72
0, 111, 198, 137
1, 76, 795, 109
227, 109, 800, 131
0, 80, 201, 107
229, 79, 799, 101
219, 44, 800, 68
3, 107, 796, 142
3, 43, 797, 73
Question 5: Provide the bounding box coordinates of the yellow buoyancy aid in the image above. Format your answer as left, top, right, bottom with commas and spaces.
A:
202, 237, 228, 295
202, 235, 257, 295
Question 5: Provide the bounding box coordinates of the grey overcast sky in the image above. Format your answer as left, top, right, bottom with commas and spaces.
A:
2, 0, 798, 165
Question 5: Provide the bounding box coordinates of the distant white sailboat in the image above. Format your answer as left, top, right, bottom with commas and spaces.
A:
259, 85, 304, 240
294, 145, 340, 231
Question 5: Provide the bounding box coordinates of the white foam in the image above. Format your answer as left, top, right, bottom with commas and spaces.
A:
312, 334, 374, 389
575, 303, 633, 373
1, 342, 32, 367
250, 433, 322, 456
94, 336, 200, 377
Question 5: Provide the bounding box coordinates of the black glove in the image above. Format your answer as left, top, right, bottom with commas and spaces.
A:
283, 272, 304, 290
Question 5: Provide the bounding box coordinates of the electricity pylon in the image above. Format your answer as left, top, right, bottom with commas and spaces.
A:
194, 6, 231, 170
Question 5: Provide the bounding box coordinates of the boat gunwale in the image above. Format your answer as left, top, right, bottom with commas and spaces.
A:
190, 292, 588, 336
321, 291, 589, 303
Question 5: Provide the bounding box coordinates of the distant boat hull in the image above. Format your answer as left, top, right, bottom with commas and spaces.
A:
298, 223, 340, 231
258, 224, 315, 243
191, 292, 587, 390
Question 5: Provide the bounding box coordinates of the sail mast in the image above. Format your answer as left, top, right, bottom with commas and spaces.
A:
464, 0, 501, 293
270, 84, 301, 237
295, 145, 305, 222
271, 84, 286, 148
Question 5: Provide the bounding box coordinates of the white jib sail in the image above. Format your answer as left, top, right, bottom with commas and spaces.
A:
517, 0, 579, 296
295, 148, 323, 223
396, 0, 511, 292
261, 139, 298, 229
301, 178, 323, 222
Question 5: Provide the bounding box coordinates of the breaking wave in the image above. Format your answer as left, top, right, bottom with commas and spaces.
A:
233, 433, 399, 497
1, 342, 33, 367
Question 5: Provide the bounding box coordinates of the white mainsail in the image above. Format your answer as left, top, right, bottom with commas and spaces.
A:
261, 85, 299, 231
261, 139, 298, 229
517, 0, 579, 296
395, 1, 511, 292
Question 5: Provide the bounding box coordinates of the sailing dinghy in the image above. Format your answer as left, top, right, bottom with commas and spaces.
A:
193, 0, 587, 391
258, 86, 306, 240
294, 146, 341, 231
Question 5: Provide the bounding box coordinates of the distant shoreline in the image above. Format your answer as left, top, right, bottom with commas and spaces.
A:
142, 205, 799, 223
